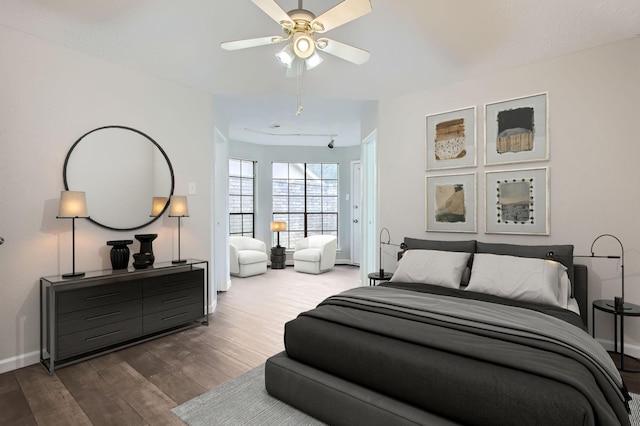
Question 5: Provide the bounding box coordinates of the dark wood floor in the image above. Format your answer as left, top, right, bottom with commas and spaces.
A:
0, 265, 360, 425
2, 265, 639, 425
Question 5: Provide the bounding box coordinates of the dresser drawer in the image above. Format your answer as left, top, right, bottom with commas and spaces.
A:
57, 298, 142, 336
143, 286, 203, 315
57, 317, 142, 359
143, 302, 203, 334
57, 281, 142, 314
143, 269, 203, 297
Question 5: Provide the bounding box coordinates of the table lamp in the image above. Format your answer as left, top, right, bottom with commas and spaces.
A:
271, 221, 286, 247
57, 191, 89, 278
169, 195, 189, 264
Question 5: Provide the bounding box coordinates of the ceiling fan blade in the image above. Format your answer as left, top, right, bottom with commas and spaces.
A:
252, 0, 294, 28
221, 35, 284, 51
316, 38, 370, 65
311, 0, 372, 33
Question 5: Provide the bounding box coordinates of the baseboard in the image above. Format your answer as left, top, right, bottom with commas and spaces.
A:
217, 279, 232, 292
0, 350, 40, 374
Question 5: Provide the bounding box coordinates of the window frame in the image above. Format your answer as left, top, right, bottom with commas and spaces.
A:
272, 162, 338, 249
229, 158, 256, 237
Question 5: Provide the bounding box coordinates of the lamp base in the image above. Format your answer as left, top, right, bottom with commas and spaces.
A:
172, 259, 187, 264
62, 271, 85, 279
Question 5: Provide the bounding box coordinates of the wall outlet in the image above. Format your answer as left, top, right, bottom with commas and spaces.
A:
188, 182, 197, 195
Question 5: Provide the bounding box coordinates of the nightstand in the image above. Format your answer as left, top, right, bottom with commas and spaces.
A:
368, 272, 393, 286
592, 299, 640, 372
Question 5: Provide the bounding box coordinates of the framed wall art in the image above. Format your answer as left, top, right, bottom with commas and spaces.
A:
484, 93, 548, 165
426, 173, 476, 233
485, 167, 549, 235
426, 106, 476, 170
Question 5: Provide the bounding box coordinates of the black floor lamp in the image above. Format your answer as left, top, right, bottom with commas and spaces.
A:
57, 191, 89, 278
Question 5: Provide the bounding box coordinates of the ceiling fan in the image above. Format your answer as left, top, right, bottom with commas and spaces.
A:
221, 0, 372, 75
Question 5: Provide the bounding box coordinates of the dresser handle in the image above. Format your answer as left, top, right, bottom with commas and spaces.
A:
162, 312, 189, 321
85, 329, 123, 342
162, 296, 189, 304
86, 311, 122, 321
86, 292, 122, 301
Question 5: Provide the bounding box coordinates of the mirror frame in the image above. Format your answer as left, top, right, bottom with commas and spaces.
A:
63, 125, 175, 231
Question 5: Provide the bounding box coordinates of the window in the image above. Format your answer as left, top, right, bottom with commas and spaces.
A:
229, 159, 255, 236
272, 163, 338, 249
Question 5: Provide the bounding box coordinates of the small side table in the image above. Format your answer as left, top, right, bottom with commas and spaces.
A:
271, 246, 286, 269
592, 299, 640, 372
368, 272, 393, 286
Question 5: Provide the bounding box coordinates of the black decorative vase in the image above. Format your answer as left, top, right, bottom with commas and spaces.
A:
134, 233, 157, 266
107, 240, 133, 270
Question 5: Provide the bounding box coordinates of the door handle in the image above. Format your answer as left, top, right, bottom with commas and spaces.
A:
353, 220, 358, 223
0, 237, 4, 245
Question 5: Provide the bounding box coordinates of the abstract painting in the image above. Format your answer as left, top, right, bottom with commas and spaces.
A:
426, 107, 476, 170
485, 168, 549, 235
485, 93, 548, 165
426, 173, 476, 233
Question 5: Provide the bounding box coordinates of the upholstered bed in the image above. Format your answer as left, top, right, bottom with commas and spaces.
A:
264, 239, 632, 425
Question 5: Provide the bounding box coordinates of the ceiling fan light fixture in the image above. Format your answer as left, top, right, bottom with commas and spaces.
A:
305, 51, 323, 70
275, 44, 296, 68
293, 33, 314, 58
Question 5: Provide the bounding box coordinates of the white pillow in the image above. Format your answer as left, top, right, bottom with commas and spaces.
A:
465, 253, 567, 307
390, 250, 471, 289
558, 269, 571, 309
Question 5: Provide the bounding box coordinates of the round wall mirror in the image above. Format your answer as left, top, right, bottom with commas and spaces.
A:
63, 125, 175, 231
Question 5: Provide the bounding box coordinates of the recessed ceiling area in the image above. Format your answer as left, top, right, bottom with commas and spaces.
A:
217, 94, 374, 147
1, 0, 639, 146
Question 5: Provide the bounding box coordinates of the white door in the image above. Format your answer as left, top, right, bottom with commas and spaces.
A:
351, 161, 362, 265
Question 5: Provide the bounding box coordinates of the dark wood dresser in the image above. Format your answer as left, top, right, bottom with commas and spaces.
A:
40, 259, 208, 374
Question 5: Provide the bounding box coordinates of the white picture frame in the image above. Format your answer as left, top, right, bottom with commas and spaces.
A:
426, 106, 477, 170
484, 93, 548, 165
426, 173, 477, 233
485, 167, 549, 235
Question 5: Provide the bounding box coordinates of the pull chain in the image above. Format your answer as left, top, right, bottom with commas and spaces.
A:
296, 60, 304, 116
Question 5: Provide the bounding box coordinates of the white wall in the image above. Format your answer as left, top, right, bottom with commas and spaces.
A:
0, 26, 214, 372
378, 37, 640, 353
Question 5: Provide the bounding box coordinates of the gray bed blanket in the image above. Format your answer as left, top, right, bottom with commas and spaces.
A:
286, 285, 630, 425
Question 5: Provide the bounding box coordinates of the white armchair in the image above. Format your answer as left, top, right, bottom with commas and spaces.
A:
229, 236, 268, 278
293, 235, 337, 274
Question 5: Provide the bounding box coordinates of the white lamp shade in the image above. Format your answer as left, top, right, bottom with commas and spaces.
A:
58, 191, 89, 218
169, 195, 189, 217
150, 196, 168, 217
305, 51, 323, 70
275, 44, 295, 68
270, 221, 286, 232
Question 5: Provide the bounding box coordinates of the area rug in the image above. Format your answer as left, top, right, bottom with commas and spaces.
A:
171, 364, 324, 425
172, 364, 640, 425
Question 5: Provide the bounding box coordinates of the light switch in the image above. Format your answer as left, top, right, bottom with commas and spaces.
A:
188, 182, 197, 195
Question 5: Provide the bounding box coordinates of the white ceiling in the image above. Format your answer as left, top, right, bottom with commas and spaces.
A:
2, 0, 639, 147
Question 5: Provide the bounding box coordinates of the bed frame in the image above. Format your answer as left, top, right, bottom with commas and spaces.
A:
265, 263, 592, 425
